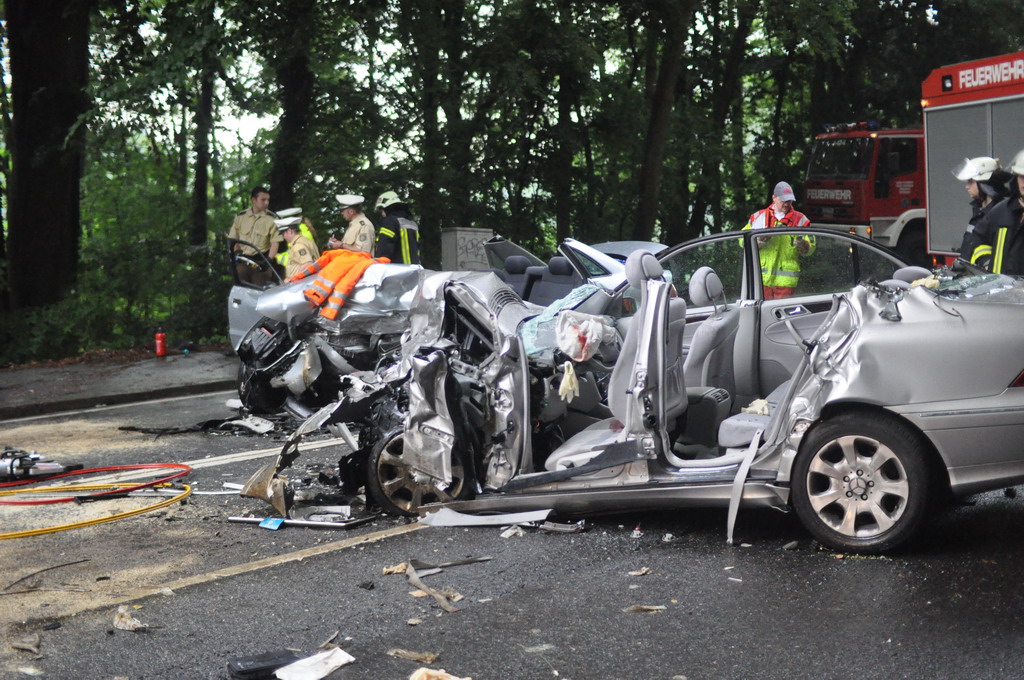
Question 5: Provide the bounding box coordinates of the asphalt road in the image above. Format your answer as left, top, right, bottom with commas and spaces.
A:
2, 394, 1024, 679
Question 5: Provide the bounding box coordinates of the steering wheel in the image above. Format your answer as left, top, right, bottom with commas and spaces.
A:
235, 254, 267, 271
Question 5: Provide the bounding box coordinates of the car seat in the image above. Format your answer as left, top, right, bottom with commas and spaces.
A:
527, 256, 579, 306
683, 266, 740, 407
502, 255, 536, 299
545, 251, 686, 470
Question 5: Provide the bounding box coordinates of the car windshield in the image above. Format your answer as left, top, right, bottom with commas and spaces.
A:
807, 137, 872, 180
936, 273, 1024, 302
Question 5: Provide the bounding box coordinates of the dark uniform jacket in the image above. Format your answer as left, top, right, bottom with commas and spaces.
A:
375, 208, 420, 264
970, 191, 1024, 274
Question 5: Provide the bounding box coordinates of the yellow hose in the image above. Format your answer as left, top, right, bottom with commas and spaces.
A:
0, 483, 192, 540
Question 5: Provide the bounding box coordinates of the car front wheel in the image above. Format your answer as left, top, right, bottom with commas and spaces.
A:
367, 428, 469, 516
791, 412, 931, 553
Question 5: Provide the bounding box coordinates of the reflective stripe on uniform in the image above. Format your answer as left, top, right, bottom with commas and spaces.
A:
971, 245, 993, 264
379, 227, 396, 238
400, 229, 410, 264
994, 227, 1008, 273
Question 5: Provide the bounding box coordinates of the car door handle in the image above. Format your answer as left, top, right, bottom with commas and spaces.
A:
774, 305, 808, 319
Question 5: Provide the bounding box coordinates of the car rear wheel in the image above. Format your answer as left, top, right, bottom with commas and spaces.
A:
791, 412, 930, 553
367, 427, 469, 516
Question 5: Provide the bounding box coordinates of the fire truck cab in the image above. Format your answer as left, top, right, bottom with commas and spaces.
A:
804, 123, 926, 266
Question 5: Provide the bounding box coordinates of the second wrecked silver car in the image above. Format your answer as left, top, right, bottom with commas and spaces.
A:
247, 228, 1024, 553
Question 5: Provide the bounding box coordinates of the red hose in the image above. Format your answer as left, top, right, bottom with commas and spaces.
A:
0, 463, 192, 506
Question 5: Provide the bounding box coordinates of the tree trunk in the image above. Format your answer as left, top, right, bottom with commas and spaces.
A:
6, 0, 93, 310
190, 67, 214, 246
268, 0, 315, 212
634, 0, 692, 241
552, 0, 576, 243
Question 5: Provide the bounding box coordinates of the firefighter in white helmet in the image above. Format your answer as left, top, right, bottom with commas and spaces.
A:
954, 157, 1011, 262
967, 149, 1024, 274
374, 190, 420, 264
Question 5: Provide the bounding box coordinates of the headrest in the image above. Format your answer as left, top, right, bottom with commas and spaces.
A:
892, 266, 932, 283
504, 255, 530, 275
548, 256, 573, 276
879, 278, 911, 291
625, 250, 663, 288
688, 266, 724, 307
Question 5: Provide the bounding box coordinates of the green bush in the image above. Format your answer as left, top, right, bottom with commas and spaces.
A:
0, 238, 231, 367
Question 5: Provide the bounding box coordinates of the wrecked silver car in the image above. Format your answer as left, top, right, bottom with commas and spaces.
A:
227, 239, 420, 414
248, 227, 1024, 553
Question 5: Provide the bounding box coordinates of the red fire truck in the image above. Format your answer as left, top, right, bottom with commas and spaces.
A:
803, 51, 1024, 267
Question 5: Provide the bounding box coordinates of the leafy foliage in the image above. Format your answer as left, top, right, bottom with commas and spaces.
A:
1, 0, 1022, 363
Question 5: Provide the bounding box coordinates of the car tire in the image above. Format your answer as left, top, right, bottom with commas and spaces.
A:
236, 361, 286, 414
791, 411, 931, 553
366, 427, 470, 516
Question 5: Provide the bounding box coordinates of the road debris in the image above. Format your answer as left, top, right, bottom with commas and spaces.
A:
388, 648, 440, 664
728, 577, 743, 583
628, 567, 650, 576
418, 507, 551, 527
783, 540, 800, 551
661, 533, 675, 542
227, 515, 378, 530
406, 564, 461, 613
274, 647, 356, 679
622, 605, 666, 613
16, 668, 43, 677
4, 559, 90, 591
383, 562, 408, 575
538, 520, 587, 533
10, 633, 40, 655
226, 649, 302, 679
499, 525, 525, 538
119, 414, 285, 437
113, 605, 160, 632
630, 525, 643, 538
408, 669, 471, 680
407, 617, 424, 626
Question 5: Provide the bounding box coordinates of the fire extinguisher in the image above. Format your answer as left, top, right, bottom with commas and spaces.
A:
155, 328, 167, 357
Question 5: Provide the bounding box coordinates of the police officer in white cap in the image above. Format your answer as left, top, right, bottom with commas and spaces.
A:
328, 194, 375, 254
275, 215, 320, 279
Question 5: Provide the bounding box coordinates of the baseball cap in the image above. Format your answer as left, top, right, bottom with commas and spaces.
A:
773, 182, 796, 202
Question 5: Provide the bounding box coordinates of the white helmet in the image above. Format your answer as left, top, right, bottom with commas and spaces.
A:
1009, 149, 1024, 177
375, 191, 403, 211
953, 156, 999, 181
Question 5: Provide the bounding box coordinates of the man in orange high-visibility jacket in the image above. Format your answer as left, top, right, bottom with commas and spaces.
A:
289, 248, 391, 320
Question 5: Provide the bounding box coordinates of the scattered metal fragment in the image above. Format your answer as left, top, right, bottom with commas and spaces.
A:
274, 647, 356, 679
405, 565, 459, 613
783, 540, 800, 551
539, 520, 586, 533
661, 533, 675, 542
500, 525, 526, 538
728, 577, 743, 583
419, 507, 551, 527
388, 648, 440, 664
628, 567, 650, 577
408, 556, 492, 570
227, 515, 378, 530
622, 605, 666, 613
11, 634, 40, 654
16, 667, 43, 677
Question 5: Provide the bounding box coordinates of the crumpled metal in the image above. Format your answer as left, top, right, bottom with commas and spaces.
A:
404, 350, 457, 485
